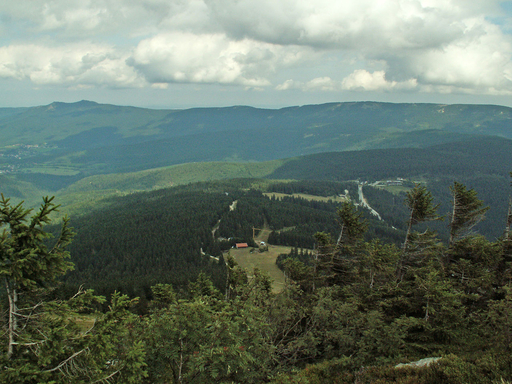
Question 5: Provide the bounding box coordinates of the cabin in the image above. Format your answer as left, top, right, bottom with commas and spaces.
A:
235, 243, 248, 249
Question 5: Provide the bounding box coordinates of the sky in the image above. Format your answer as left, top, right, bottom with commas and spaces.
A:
2, 0, 512, 109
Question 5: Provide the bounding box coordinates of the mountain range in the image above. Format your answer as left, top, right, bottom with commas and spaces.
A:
1, 100, 511, 208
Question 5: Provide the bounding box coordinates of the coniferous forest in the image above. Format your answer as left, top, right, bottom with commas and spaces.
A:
2, 173, 512, 383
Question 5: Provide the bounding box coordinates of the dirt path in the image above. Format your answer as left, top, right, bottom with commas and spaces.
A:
254, 220, 272, 243
358, 184, 382, 221
212, 199, 238, 239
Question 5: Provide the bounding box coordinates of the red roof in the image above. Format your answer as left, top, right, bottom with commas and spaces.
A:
236, 243, 249, 248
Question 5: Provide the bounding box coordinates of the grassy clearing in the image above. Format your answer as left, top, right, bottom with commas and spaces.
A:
63, 160, 285, 195
263, 192, 348, 203
374, 185, 411, 195
229, 245, 289, 294
23, 166, 80, 176
229, 224, 288, 293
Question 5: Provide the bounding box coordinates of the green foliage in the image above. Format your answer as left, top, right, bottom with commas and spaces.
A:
404, 184, 442, 229
144, 275, 274, 384
61, 186, 232, 302
449, 181, 490, 245
58, 179, 409, 303
5, 173, 512, 383
398, 184, 442, 279
0, 194, 74, 290
0, 196, 147, 383
336, 200, 368, 247
271, 357, 356, 384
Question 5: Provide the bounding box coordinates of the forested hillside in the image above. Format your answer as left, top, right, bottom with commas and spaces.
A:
268, 137, 512, 240
54, 179, 410, 303
2, 100, 512, 382
54, 174, 511, 311
3, 176, 512, 383
2, 101, 512, 204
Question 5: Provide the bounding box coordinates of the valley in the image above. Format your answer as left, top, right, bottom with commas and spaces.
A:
1, 100, 512, 383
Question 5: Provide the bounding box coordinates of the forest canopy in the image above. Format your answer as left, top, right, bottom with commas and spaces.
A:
2, 173, 512, 383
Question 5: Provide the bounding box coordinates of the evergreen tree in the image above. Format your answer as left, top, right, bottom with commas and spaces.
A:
144, 276, 273, 383
397, 184, 442, 280
449, 182, 489, 246
335, 200, 368, 251
0, 195, 74, 360
313, 201, 367, 287
0, 195, 147, 383
402, 184, 442, 250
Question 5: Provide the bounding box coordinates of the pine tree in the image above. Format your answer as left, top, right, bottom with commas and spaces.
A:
0, 195, 74, 360
449, 182, 489, 246
402, 184, 441, 251
397, 184, 442, 280
0, 195, 147, 383
313, 201, 367, 287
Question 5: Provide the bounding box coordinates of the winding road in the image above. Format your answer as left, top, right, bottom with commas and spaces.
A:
358, 184, 382, 221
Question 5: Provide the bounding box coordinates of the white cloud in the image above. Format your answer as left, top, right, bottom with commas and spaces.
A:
0, 0, 512, 99
304, 77, 340, 92
276, 77, 341, 92
277, 72, 417, 92
406, 19, 512, 93
0, 43, 143, 88
275, 79, 300, 91
129, 32, 308, 86
204, 0, 500, 50
341, 70, 418, 91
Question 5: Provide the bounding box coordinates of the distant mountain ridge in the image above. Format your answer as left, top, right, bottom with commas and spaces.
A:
1, 100, 511, 148
1, 100, 511, 173
1, 100, 511, 207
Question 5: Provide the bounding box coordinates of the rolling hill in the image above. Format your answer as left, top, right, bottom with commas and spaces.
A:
1, 101, 511, 183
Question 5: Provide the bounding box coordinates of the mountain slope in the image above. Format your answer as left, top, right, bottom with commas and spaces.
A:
1, 101, 511, 179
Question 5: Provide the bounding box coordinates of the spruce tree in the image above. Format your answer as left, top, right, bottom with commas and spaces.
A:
316, 201, 367, 286
449, 182, 489, 246
397, 184, 442, 280
0, 195, 147, 383
0, 195, 74, 360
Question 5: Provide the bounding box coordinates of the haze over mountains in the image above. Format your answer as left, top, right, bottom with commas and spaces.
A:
1, 100, 511, 205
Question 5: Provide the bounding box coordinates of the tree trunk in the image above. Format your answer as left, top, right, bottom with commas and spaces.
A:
6, 280, 17, 359
449, 192, 458, 246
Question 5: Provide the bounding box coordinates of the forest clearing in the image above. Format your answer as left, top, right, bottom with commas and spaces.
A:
230, 226, 288, 293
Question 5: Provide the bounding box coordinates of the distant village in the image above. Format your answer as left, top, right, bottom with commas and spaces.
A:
0, 144, 51, 174
371, 177, 406, 187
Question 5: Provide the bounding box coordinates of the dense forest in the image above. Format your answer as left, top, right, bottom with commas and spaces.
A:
41, 174, 511, 307
53, 179, 413, 304
2, 174, 512, 383
4, 101, 512, 383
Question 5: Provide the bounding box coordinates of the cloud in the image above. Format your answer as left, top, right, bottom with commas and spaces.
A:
277, 72, 417, 92
129, 32, 308, 86
342, 70, 417, 91
204, 0, 501, 50
0, 0, 512, 97
2, 1, 178, 37
407, 19, 512, 93
0, 43, 143, 88
377, 17, 512, 95
276, 77, 341, 92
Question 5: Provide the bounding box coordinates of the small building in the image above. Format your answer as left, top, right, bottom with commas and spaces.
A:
236, 243, 249, 249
